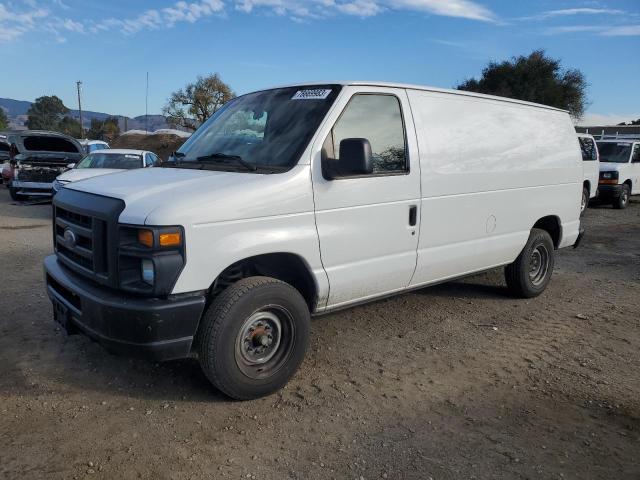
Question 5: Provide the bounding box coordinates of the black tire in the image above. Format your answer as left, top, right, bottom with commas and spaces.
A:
505, 228, 555, 298
613, 184, 630, 210
9, 187, 23, 201
580, 187, 589, 216
197, 276, 310, 400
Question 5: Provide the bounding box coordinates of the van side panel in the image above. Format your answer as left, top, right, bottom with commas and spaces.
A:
407, 90, 581, 287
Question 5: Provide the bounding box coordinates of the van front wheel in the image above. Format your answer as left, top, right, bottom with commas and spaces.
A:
613, 184, 630, 210
505, 228, 555, 298
197, 276, 310, 400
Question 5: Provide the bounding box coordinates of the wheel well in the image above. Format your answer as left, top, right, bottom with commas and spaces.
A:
583, 180, 590, 194
532, 216, 561, 249
209, 253, 317, 310
624, 179, 632, 189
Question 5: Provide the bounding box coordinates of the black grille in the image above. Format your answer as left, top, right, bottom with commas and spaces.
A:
54, 206, 109, 279
19, 170, 59, 183
52, 189, 125, 288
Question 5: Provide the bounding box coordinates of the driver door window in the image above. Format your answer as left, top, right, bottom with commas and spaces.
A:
324, 94, 407, 174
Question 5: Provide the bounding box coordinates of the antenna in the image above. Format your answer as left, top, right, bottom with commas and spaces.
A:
76, 81, 84, 139
145, 72, 149, 135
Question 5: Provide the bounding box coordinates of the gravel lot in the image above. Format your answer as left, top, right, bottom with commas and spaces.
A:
1, 187, 639, 480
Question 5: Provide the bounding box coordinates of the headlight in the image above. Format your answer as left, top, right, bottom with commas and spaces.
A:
118, 225, 185, 296
53, 179, 70, 191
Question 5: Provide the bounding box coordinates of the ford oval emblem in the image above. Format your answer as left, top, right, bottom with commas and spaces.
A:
63, 228, 77, 248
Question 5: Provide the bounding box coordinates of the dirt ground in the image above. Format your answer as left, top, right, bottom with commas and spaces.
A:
0, 188, 638, 480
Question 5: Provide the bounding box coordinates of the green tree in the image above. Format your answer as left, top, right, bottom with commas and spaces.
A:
87, 116, 121, 140
26, 95, 70, 130
0, 107, 8, 130
58, 116, 83, 138
163, 73, 235, 131
456, 50, 588, 120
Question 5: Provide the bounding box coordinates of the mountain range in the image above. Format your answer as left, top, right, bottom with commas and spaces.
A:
0, 97, 175, 132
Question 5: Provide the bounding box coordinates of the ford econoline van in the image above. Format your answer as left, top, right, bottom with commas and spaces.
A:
44, 82, 583, 399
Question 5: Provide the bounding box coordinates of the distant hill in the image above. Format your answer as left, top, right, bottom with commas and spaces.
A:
0, 97, 182, 133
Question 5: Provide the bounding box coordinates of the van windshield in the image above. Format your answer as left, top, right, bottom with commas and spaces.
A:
165, 85, 341, 173
597, 142, 632, 163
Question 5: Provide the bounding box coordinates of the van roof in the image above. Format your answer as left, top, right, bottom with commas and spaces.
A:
268, 81, 570, 114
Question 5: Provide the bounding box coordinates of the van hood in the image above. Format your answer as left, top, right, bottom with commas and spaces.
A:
58, 168, 125, 183
65, 166, 312, 226
599, 161, 625, 172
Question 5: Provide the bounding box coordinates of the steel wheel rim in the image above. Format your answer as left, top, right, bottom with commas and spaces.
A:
581, 192, 587, 212
235, 305, 295, 380
529, 244, 549, 286
621, 190, 628, 204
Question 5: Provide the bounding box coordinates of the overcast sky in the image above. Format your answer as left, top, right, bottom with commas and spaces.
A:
1, 0, 638, 124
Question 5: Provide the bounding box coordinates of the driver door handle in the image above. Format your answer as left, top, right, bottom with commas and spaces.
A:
409, 205, 417, 227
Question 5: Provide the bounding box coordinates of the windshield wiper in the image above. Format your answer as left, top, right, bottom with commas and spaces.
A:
196, 153, 257, 172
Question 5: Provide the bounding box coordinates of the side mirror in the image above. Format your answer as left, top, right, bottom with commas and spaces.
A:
66, 163, 76, 169
322, 138, 373, 180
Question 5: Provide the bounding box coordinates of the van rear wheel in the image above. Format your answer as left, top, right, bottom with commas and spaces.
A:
505, 228, 555, 298
197, 276, 310, 400
580, 187, 588, 216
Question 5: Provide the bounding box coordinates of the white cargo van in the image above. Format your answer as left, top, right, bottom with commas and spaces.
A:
577, 133, 600, 214
596, 138, 640, 209
44, 82, 583, 399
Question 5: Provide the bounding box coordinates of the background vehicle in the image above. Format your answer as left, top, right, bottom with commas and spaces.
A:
78, 139, 110, 154
9, 131, 84, 201
596, 138, 640, 209
577, 133, 599, 215
44, 82, 582, 400
53, 149, 160, 192
0, 140, 10, 184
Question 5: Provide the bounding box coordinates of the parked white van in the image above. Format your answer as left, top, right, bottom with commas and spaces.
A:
577, 133, 600, 214
44, 82, 583, 399
596, 138, 640, 209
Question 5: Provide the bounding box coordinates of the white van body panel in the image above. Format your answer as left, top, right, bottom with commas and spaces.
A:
406, 89, 581, 287
577, 133, 600, 198
310, 86, 422, 308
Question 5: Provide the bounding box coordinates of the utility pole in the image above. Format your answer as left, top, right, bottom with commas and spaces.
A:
76, 81, 84, 139
145, 72, 149, 135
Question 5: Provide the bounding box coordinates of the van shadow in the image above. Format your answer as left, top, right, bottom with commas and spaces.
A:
25, 273, 510, 403
409, 270, 509, 301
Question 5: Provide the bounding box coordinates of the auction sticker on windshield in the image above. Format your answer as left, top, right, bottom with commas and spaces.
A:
291, 89, 332, 100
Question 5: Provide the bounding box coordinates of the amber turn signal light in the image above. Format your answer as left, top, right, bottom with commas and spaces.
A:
138, 229, 154, 248
159, 231, 182, 247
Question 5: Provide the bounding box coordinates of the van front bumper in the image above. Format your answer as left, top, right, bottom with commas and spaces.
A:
12, 180, 54, 196
597, 184, 623, 199
44, 255, 206, 361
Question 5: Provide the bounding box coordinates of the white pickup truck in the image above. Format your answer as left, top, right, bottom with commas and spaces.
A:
44, 82, 583, 399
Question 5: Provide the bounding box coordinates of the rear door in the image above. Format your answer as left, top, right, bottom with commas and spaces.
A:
311, 87, 421, 309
